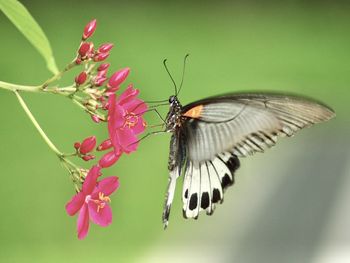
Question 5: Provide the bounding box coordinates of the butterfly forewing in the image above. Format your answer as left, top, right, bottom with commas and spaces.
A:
182, 93, 335, 160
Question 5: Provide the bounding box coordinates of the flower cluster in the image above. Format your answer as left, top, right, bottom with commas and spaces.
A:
65, 19, 147, 239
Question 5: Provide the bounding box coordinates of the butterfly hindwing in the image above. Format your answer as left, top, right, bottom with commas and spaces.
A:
182, 153, 240, 219
163, 132, 186, 228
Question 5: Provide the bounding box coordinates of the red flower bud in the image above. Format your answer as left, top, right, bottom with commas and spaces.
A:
79, 136, 96, 154
78, 42, 93, 57
97, 69, 108, 78
107, 68, 130, 89
99, 151, 120, 168
75, 58, 82, 65
75, 71, 87, 86
82, 154, 96, 161
97, 63, 110, 71
107, 85, 120, 92
94, 76, 108, 87
97, 139, 113, 151
91, 115, 101, 123
98, 43, 114, 53
93, 52, 109, 62
82, 19, 97, 40
74, 142, 81, 149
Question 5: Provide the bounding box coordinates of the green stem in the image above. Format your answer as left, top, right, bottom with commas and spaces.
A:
14, 90, 62, 156
41, 61, 76, 88
14, 91, 81, 171
0, 81, 41, 93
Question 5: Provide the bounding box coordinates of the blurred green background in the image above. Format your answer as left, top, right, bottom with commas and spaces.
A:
0, 0, 349, 262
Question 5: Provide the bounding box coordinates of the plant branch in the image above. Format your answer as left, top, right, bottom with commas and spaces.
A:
14, 90, 81, 172
14, 90, 62, 156
0, 81, 41, 92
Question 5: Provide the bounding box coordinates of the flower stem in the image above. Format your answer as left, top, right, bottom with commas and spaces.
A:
0, 81, 41, 93
14, 90, 81, 173
41, 61, 76, 88
14, 90, 62, 156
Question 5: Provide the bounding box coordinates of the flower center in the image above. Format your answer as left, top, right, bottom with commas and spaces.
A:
124, 111, 139, 128
85, 192, 111, 213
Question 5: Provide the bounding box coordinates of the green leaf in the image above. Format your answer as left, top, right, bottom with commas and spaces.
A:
0, 0, 59, 74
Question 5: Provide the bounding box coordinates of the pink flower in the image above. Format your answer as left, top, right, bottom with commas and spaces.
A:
65, 166, 119, 239
109, 85, 147, 151
97, 85, 147, 168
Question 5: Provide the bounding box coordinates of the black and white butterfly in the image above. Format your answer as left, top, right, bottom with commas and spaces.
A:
156, 56, 335, 228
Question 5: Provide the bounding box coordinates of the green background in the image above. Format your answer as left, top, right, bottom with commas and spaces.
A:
0, 0, 349, 262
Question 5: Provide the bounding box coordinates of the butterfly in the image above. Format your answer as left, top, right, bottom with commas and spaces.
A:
156, 56, 335, 229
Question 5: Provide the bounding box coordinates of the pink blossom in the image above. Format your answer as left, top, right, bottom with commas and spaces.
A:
65, 166, 119, 239
96, 85, 147, 168
108, 85, 147, 153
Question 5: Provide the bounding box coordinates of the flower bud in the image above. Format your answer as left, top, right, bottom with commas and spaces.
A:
74, 142, 81, 150
98, 43, 114, 53
97, 139, 113, 151
107, 68, 130, 89
79, 136, 96, 154
75, 71, 87, 86
99, 151, 120, 168
82, 154, 96, 161
97, 69, 108, 78
93, 52, 109, 62
94, 76, 108, 87
78, 42, 93, 57
82, 19, 97, 40
87, 99, 99, 109
91, 115, 101, 123
97, 63, 110, 71
75, 58, 82, 65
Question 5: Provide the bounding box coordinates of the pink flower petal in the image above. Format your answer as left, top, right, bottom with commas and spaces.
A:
117, 128, 138, 153
65, 192, 85, 216
77, 204, 90, 240
88, 202, 112, 227
117, 85, 139, 106
82, 166, 100, 194
94, 176, 119, 196
109, 132, 122, 154
132, 117, 146, 135
99, 151, 121, 168
108, 105, 125, 133
123, 98, 147, 115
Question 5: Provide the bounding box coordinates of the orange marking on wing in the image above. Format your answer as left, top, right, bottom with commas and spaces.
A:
183, 105, 204, 118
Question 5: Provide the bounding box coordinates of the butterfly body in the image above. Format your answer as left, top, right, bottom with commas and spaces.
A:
161, 92, 335, 228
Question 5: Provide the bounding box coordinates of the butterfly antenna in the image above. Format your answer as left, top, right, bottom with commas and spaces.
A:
163, 59, 178, 95
177, 53, 190, 95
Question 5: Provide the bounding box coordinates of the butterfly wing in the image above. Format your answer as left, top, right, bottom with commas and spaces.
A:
162, 130, 187, 228
179, 92, 335, 219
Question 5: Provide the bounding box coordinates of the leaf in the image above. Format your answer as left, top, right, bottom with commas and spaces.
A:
0, 0, 59, 74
